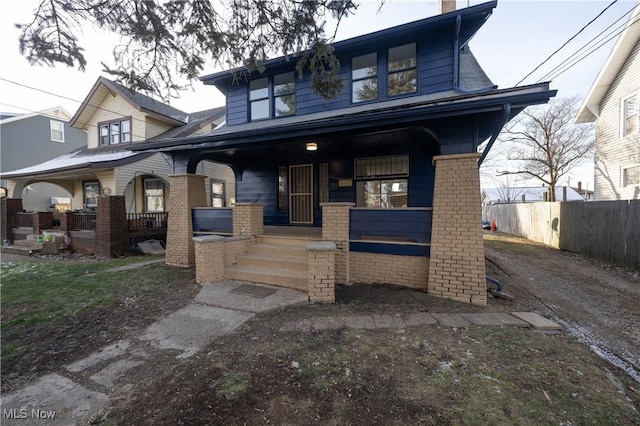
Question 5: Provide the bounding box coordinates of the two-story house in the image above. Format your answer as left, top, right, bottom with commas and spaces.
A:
0, 107, 86, 211
576, 3, 640, 200
134, 1, 556, 305
1, 77, 235, 214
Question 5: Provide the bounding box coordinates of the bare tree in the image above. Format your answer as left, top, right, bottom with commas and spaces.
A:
496, 97, 594, 201
14, 0, 373, 102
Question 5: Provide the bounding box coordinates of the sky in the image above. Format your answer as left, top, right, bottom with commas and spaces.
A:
1, 0, 638, 190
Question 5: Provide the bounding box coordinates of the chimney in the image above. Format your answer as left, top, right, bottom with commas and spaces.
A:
440, 0, 456, 14
578, 181, 582, 193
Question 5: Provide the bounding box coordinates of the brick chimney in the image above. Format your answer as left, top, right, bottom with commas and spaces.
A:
440, 0, 456, 14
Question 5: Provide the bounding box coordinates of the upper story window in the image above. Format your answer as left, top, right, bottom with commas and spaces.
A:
622, 95, 638, 137
50, 120, 64, 142
388, 43, 417, 97
99, 118, 131, 145
250, 72, 296, 121
352, 53, 378, 103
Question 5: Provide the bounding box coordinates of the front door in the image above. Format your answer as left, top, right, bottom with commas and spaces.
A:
289, 164, 314, 224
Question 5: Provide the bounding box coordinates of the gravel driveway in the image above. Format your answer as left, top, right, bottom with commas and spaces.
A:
484, 233, 640, 383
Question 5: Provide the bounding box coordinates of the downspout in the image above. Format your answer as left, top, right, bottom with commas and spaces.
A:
453, 14, 461, 89
478, 103, 511, 166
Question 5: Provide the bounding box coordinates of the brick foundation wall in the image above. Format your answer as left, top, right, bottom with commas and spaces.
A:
233, 203, 264, 237
69, 231, 96, 255
321, 203, 352, 284
307, 241, 336, 303
166, 174, 207, 267
428, 153, 486, 305
350, 252, 429, 289
95, 196, 128, 258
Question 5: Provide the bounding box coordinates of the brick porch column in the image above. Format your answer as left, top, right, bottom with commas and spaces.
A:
193, 235, 225, 284
60, 211, 73, 233
166, 174, 207, 267
232, 203, 263, 237
95, 196, 128, 258
307, 241, 337, 303
32, 212, 54, 235
1, 198, 23, 244
321, 202, 353, 284
427, 153, 486, 305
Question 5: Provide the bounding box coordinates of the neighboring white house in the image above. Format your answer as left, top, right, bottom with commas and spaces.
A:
576, 3, 640, 200
481, 186, 584, 206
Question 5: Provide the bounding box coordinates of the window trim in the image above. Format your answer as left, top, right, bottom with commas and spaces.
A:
387, 42, 418, 98
621, 93, 639, 138
83, 180, 100, 210
97, 117, 132, 146
211, 180, 226, 208
249, 73, 296, 121
351, 52, 378, 104
277, 165, 288, 210
143, 178, 165, 213
50, 120, 65, 143
622, 164, 640, 187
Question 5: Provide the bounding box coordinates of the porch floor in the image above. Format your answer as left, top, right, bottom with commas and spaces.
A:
261, 226, 322, 239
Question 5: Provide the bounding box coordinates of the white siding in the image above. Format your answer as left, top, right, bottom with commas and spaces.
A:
195, 160, 236, 206
595, 41, 640, 200
145, 116, 174, 139
85, 94, 147, 148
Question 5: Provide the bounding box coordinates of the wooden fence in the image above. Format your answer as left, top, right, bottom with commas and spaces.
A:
483, 200, 640, 270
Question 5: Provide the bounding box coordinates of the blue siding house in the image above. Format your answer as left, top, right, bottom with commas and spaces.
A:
135, 1, 556, 305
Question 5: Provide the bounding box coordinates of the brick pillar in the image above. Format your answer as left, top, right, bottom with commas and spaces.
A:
166, 174, 207, 267
1, 198, 23, 244
232, 203, 264, 237
428, 153, 486, 305
307, 241, 336, 303
32, 212, 54, 234
193, 235, 225, 284
95, 196, 128, 258
60, 212, 73, 233
321, 202, 353, 284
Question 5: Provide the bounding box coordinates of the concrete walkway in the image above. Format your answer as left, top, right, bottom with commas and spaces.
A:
1, 280, 561, 425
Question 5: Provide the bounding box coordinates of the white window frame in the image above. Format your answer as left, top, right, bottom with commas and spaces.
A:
621, 93, 639, 138
50, 120, 65, 142
143, 178, 165, 212
622, 164, 640, 188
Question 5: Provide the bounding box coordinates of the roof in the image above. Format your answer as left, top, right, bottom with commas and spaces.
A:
576, 3, 640, 123
150, 106, 226, 140
69, 76, 189, 130
0, 107, 72, 125
132, 82, 555, 153
482, 186, 584, 203
0, 144, 148, 179
201, 0, 497, 87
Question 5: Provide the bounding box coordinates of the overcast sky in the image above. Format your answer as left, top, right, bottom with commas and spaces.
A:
1, 0, 638, 189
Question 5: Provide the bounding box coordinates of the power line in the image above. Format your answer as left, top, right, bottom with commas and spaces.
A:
516, 0, 619, 86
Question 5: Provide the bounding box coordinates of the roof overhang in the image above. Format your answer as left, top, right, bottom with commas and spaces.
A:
576, 3, 640, 123
0, 107, 72, 125
132, 82, 556, 154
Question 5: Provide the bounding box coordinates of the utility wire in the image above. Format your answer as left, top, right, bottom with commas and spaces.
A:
516, 0, 619, 86
541, 14, 640, 83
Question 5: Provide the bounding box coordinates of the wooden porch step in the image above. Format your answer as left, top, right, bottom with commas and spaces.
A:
225, 265, 308, 291
236, 254, 308, 272
246, 243, 308, 258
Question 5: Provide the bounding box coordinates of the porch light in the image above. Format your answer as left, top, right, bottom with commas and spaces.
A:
306, 142, 318, 151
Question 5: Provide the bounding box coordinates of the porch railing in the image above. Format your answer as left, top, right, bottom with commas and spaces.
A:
192, 207, 233, 234
70, 213, 97, 231
12, 212, 33, 228
127, 212, 168, 230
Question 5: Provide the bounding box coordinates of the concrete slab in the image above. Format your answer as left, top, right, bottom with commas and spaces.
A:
461, 313, 529, 327
403, 312, 437, 327
1, 373, 108, 426
431, 313, 470, 327
311, 316, 345, 331
372, 314, 406, 329
90, 359, 145, 390
138, 304, 254, 358
65, 339, 131, 373
137, 240, 166, 255
195, 280, 308, 313
511, 312, 563, 330
344, 315, 377, 330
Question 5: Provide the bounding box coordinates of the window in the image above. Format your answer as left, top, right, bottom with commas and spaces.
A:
50, 120, 64, 142
319, 163, 329, 203
83, 181, 100, 209
623, 166, 640, 187
144, 179, 164, 212
278, 166, 288, 210
99, 118, 131, 145
355, 155, 409, 208
274, 72, 296, 117
250, 73, 296, 121
388, 43, 417, 97
623, 95, 638, 137
211, 181, 226, 207
352, 53, 378, 103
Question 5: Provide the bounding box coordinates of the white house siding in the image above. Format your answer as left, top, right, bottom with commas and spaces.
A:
145, 116, 175, 140
86, 94, 148, 148
595, 41, 640, 200
115, 153, 173, 212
